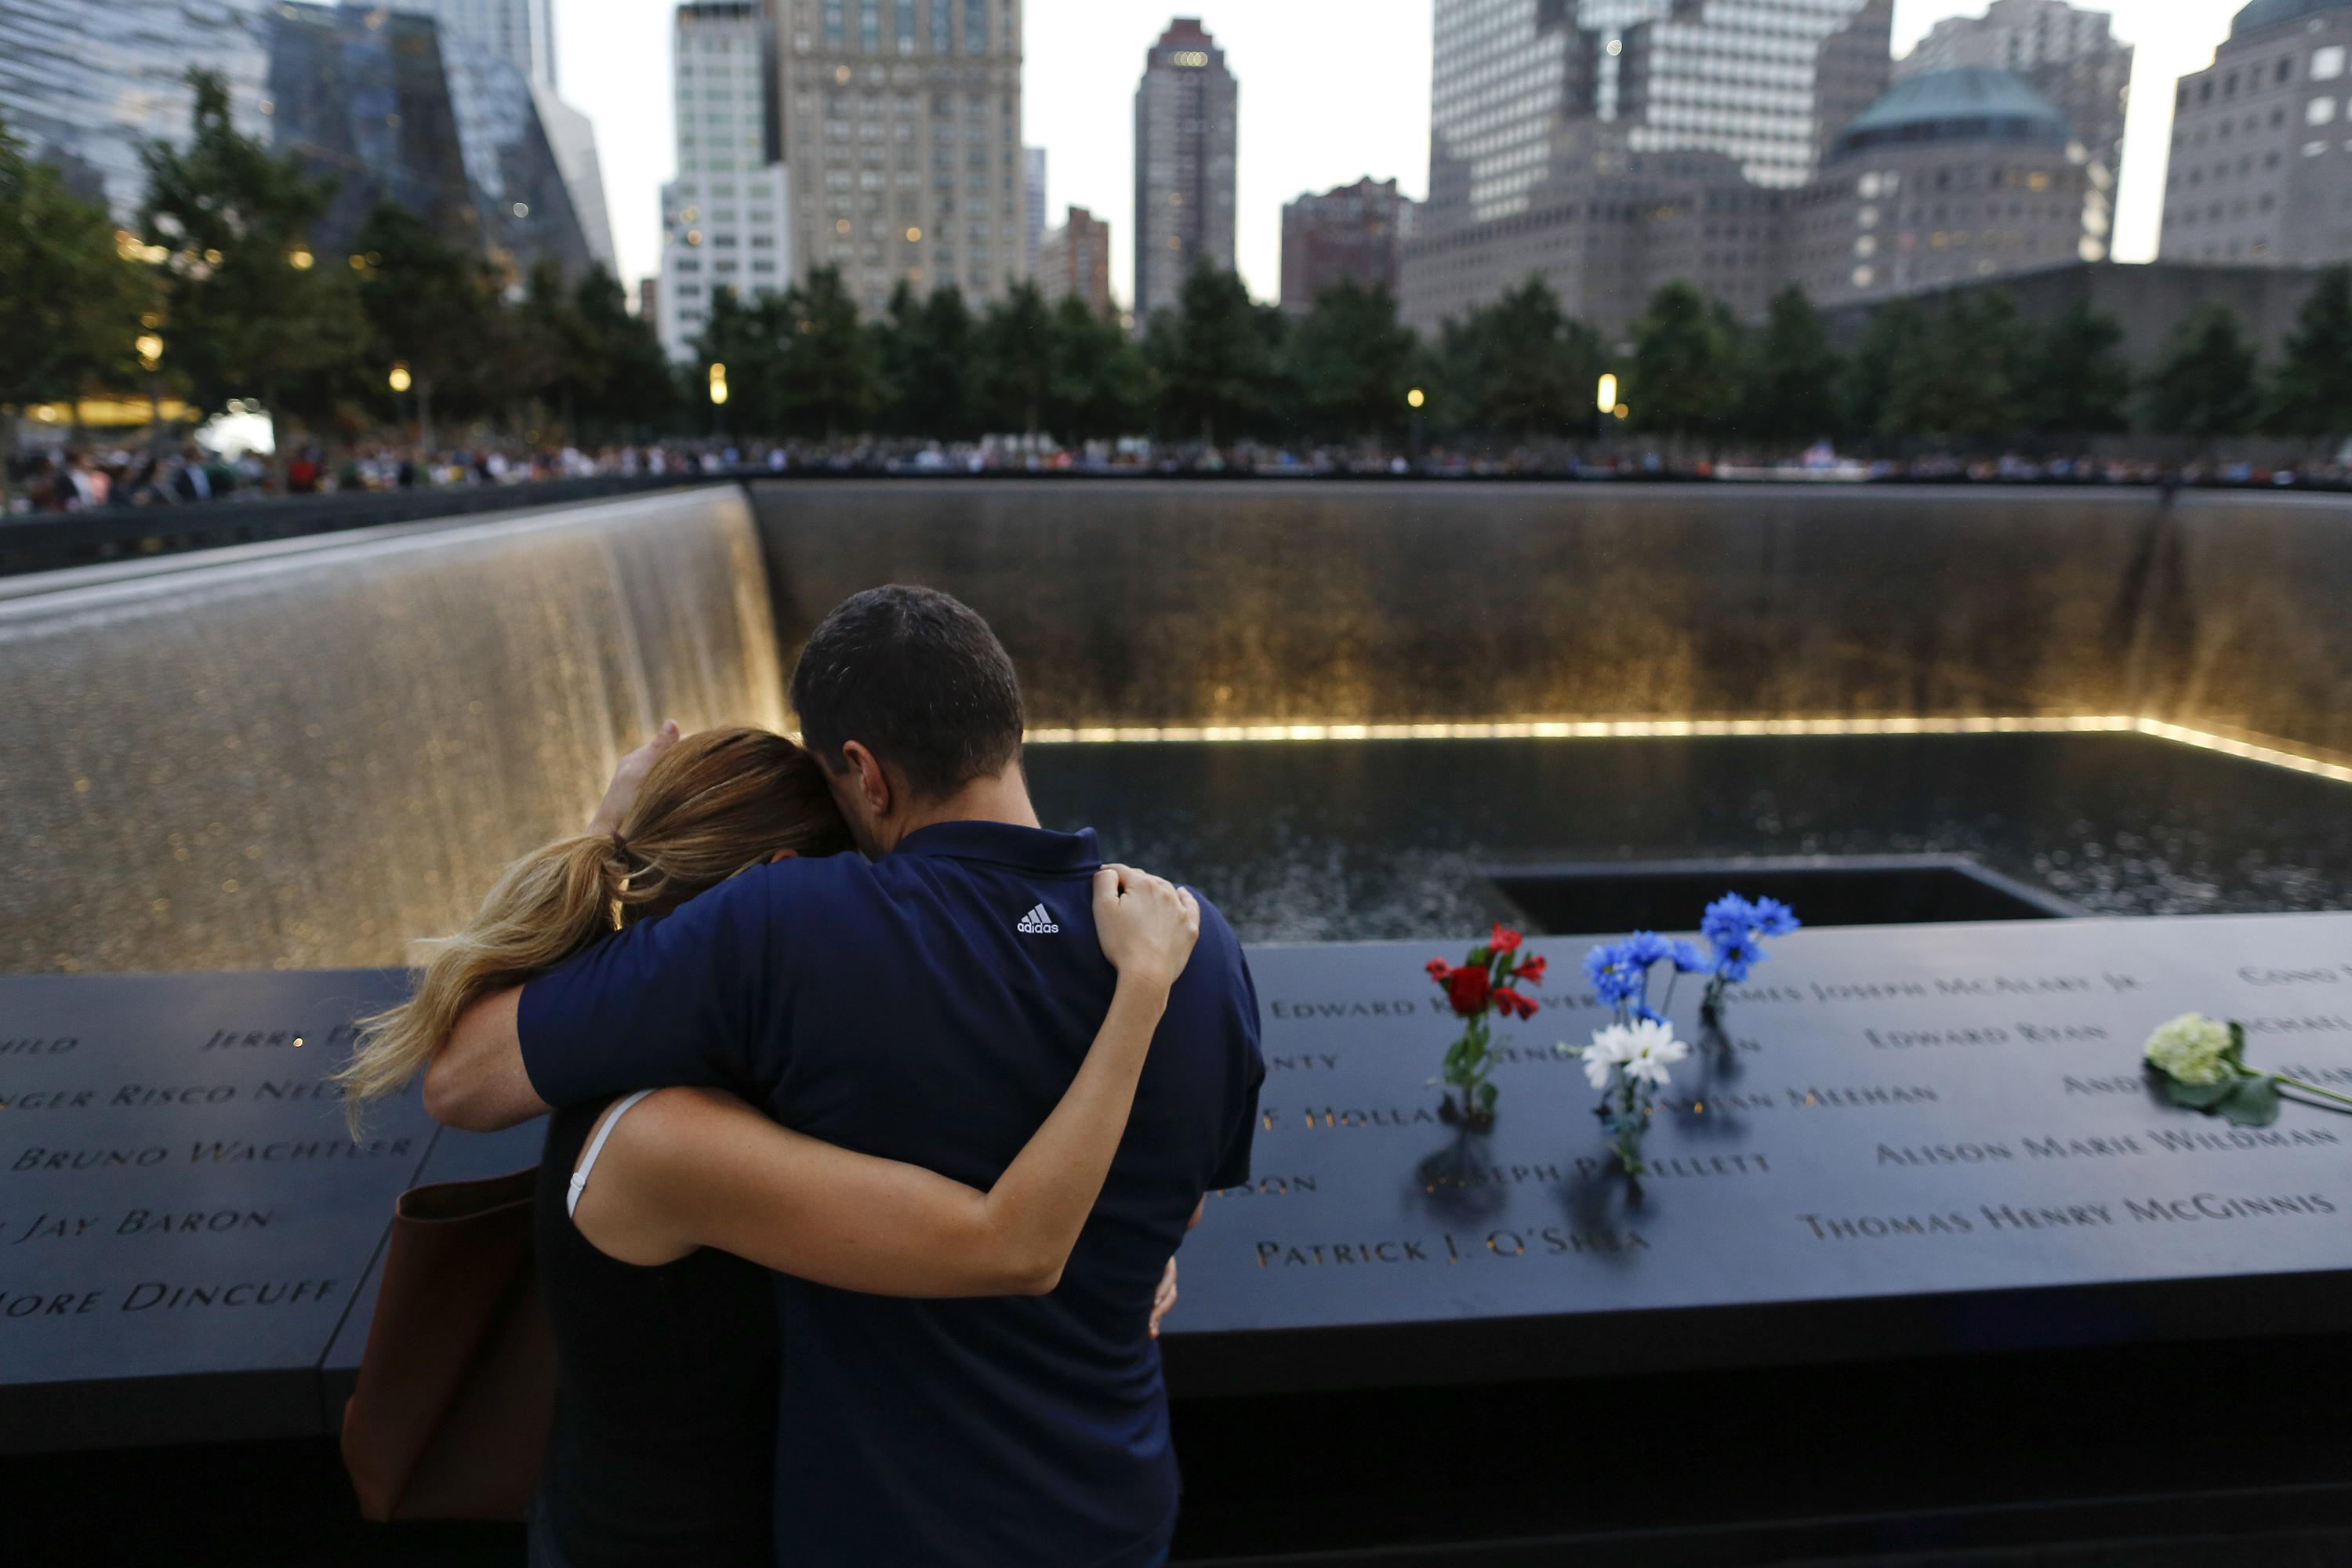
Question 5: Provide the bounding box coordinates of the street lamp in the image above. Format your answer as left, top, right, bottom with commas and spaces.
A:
136, 332, 165, 457
1405, 387, 1427, 470
387, 362, 412, 394
1406, 387, 1425, 409
1595, 372, 1618, 414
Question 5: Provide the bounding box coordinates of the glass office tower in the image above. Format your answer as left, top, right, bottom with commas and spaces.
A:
0, 1, 590, 279
0, 0, 274, 220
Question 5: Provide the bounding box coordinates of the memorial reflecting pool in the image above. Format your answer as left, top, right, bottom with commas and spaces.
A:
15, 480, 2352, 975
1029, 731, 2352, 942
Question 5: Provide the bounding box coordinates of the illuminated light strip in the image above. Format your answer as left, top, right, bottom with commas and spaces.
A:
1024, 716, 2140, 745
1020, 713, 2352, 786
2131, 718, 2352, 785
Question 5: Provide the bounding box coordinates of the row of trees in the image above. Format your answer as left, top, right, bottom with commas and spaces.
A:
1, 74, 673, 474
9, 71, 2352, 464
702, 261, 2352, 455
1608, 274, 2352, 454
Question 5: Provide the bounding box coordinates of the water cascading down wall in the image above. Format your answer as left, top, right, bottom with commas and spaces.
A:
6, 479, 2350, 975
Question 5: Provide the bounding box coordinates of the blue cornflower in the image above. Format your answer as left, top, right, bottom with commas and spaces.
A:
1621, 930, 1673, 967
1668, 938, 1708, 973
1630, 1003, 1666, 1025
1750, 896, 1801, 937
1700, 893, 1755, 948
1711, 932, 1764, 981
1584, 941, 1645, 1005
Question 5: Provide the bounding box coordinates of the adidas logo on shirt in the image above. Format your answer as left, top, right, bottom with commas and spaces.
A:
1015, 903, 1061, 935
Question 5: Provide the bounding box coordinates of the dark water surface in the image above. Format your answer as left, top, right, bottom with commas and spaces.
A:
1026, 732, 2352, 942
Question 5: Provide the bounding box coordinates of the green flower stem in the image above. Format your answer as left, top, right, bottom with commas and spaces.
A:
2270, 1071, 2352, 1110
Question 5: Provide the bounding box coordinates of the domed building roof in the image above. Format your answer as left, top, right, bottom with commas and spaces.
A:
2232, 0, 2350, 39
1831, 67, 2073, 159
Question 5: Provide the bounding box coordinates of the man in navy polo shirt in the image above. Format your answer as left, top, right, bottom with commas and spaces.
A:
424, 585, 1265, 1566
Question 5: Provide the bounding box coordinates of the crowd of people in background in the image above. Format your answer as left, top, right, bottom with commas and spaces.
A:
2, 440, 755, 514
9, 432, 2351, 515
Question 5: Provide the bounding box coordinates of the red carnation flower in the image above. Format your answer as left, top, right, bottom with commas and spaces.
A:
1491, 985, 1537, 1020
1445, 964, 1490, 1017
1490, 924, 1523, 954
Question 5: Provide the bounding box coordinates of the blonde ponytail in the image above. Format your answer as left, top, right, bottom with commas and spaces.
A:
337, 728, 851, 1133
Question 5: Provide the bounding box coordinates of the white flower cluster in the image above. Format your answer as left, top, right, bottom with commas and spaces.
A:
2143, 1012, 2234, 1085
1574, 1018, 1689, 1091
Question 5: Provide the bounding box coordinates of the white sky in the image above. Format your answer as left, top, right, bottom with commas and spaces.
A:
553, 0, 2249, 307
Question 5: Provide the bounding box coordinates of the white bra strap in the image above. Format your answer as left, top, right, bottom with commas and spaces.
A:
567, 1089, 658, 1219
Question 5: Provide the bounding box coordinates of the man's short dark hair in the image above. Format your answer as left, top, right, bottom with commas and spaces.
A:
789, 585, 1025, 800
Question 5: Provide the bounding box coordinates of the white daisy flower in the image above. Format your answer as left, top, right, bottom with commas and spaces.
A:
1621, 1018, 1689, 1088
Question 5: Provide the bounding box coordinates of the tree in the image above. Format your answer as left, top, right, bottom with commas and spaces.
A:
1842, 296, 1927, 448
1284, 281, 1418, 446
138, 70, 365, 464
2019, 297, 2132, 439
1043, 296, 1145, 445
1436, 275, 1599, 441
2144, 302, 2262, 444
875, 282, 978, 440
690, 285, 787, 435
0, 114, 151, 495
1146, 267, 1279, 446
975, 281, 1054, 444
574, 267, 677, 440
352, 200, 498, 451
1628, 279, 1740, 448
774, 265, 877, 440
1736, 287, 1844, 451
1889, 290, 2024, 447
2265, 264, 2352, 448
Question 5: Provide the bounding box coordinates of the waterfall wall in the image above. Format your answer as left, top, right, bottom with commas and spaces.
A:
750, 480, 2352, 761
2, 487, 782, 975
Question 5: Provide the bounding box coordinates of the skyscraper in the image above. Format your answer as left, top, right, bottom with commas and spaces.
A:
1133, 17, 1236, 325
659, 1, 793, 361
1024, 145, 1048, 270
2159, 0, 2352, 268
0, 0, 274, 222
1036, 204, 1113, 315
382, 0, 559, 89
1280, 178, 1417, 310
379, 0, 619, 271
771, 0, 1028, 315
1898, 0, 2129, 228
0, 1, 590, 276
1405, 0, 1893, 335
533, 87, 621, 273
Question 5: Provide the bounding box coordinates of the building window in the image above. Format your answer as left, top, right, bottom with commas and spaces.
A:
964, 0, 985, 53
2314, 45, 2347, 82
2309, 96, 2338, 125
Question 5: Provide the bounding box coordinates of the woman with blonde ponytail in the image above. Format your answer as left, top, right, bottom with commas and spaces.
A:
341, 726, 854, 1130
342, 724, 1200, 1568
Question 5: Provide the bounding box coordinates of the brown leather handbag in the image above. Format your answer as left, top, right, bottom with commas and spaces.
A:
342, 1166, 558, 1522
